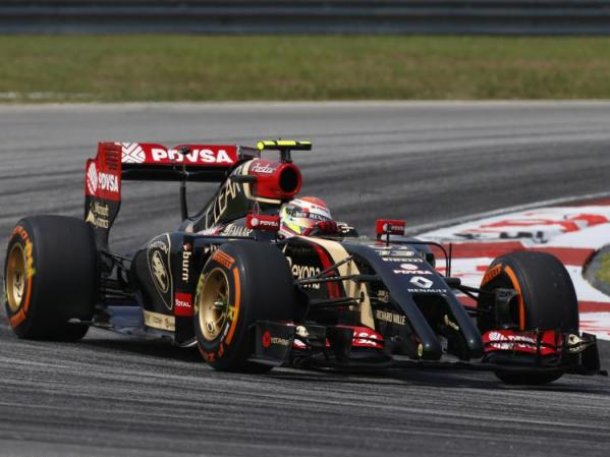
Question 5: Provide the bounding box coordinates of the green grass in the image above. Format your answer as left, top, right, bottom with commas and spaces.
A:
2, 35, 610, 102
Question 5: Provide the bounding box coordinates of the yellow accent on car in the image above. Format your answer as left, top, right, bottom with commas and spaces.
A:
256, 140, 312, 151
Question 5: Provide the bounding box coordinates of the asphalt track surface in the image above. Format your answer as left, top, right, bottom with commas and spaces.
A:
0, 102, 609, 457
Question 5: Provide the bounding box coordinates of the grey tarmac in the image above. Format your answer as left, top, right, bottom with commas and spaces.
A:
0, 102, 609, 457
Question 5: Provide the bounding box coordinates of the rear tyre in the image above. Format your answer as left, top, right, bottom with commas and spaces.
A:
4, 216, 98, 341
194, 240, 297, 372
478, 251, 578, 385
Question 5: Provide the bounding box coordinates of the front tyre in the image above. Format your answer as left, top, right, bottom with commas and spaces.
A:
4, 216, 98, 341
194, 240, 296, 372
478, 251, 578, 385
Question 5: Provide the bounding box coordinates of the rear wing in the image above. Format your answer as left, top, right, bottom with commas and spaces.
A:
85, 141, 260, 197
84, 141, 257, 248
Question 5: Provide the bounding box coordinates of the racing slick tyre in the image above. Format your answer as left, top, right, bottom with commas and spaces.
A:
477, 251, 578, 385
3, 216, 97, 341
194, 240, 297, 372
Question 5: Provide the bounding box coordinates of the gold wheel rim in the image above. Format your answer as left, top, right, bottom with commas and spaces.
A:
197, 268, 230, 342
6, 243, 26, 313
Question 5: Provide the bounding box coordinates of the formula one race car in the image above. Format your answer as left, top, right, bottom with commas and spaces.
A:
3, 140, 604, 384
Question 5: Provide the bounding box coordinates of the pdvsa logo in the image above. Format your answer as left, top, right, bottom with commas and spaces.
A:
99, 172, 119, 192
151, 148, 234, 164
86, 162, 98, 194
250, 216, 280, 230
86, 162, 119, 195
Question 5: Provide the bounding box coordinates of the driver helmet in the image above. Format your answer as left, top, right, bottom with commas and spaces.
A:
280, 196, 333, 237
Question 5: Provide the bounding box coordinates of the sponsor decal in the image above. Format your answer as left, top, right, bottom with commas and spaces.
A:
375, 309, 406, 326
200, 178, 243, 230
372, 245, 418, 259
270, 336, 291, 347
407, 288, 448, 294
250, 163, 276, 174
393, 270, 432, 275
292, 264, 321, 283
262, 330, 272, 348
86, 162, 98, 195
351, 327, 384, 348
377, 289, 390, 304
409, 276, 434, 289
481, 264, 503, 285
286, 256, 321, 289
487, 330, 536, 346
247, 213, 281, 231
174, 292, 193, 317
86, 161, 119, 196
151, 251, 169, 293
98, 173, 119, 193
121, 142, 146, 164
376, 219, 407, 236
212, 250, 235, 269
221, 224, 253, 237
85, 201, 110, 229
382, 256, 423, 263
143, 310, 175, 332
151, 147, 234, 164
181, 242, 192, 282
295, 325, 309, 338
482, 329, 561, 356
147, 234, 173, 310
393, 263, 433, 275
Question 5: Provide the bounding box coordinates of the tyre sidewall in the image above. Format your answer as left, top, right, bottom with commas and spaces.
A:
479, 251, 578, 333
194, 253, 246, 368
478, 251, 579, 385
4, 216, 98, 340
194, 241, 295, 371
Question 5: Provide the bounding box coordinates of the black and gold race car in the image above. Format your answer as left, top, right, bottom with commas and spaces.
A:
3, 140, 604, 384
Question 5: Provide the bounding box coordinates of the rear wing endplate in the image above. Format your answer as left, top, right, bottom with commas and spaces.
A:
84, 141, 256, 248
